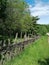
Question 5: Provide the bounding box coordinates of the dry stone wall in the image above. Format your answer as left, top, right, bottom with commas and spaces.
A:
0, 36, 40, 65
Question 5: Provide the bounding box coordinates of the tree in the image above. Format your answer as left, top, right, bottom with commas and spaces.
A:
0, 0, 7, 39
36, 25, 48, 35
0, 0, 28, 38
0, 0, 40, 39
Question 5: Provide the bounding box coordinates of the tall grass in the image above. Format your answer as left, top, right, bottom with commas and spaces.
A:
6, 36, 49, 65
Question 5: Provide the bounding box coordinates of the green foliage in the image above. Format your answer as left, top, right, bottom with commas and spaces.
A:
36, 25, 48, 35
46, 25, 49, 32
1, 0, 49, 38
0, 0, 39, 38
0, 0, 7, 36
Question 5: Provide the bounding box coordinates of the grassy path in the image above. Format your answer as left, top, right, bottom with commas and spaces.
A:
6, 36, 49, 65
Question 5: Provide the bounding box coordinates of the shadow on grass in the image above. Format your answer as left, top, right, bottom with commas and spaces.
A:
38, 58, 49, 65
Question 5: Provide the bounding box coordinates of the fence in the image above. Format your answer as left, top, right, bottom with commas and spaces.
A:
0, 36, 40, 65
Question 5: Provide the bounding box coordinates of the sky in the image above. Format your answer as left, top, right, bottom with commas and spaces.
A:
25, 0, 49, 24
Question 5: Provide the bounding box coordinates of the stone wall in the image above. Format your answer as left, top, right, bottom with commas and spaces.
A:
0, 36, 40, 65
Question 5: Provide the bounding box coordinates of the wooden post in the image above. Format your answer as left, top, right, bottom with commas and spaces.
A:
3, 40, 6, 47
14, 33, 18, 44
8, 39, 11, 45
28, 34, 29, 40
24, 34, 27, 41
46, 33, 49, 44
48, 36, 49, 43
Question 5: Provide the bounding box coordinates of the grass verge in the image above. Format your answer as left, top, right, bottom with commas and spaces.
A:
6, 36, 49, 65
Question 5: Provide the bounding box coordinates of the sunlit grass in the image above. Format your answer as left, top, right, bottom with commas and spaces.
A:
6, 36, 49, 65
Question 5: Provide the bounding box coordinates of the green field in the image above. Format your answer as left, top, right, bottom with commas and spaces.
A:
6, 36, 49, 65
